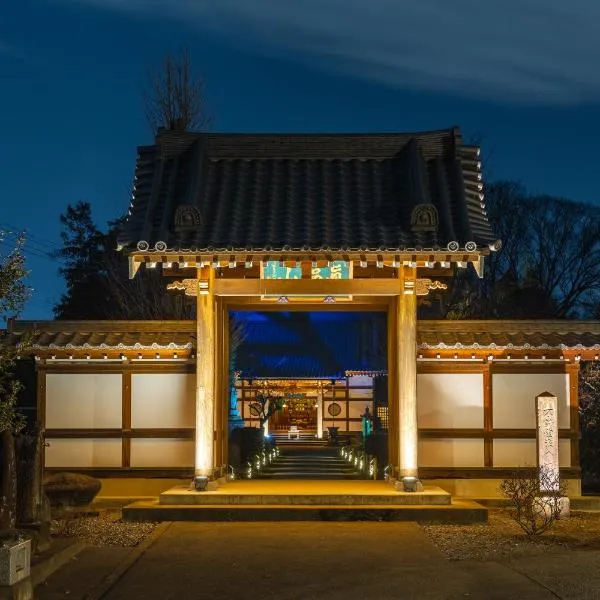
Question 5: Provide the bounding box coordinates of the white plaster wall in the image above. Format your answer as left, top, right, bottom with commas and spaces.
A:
493, 439, 536, 467
45, 438, 122, 467
348, 387, 373, 398
348, 376, 373, 387
348, 401, 372, 419
493, 374, 570, 429
46, 374, 122, 429
131, 374, 195, 429
493, 438, 572, 467
130, 439, 195, 467
418, 439, 484, 467
348, 421, 362, 432
417, 373, 484, 428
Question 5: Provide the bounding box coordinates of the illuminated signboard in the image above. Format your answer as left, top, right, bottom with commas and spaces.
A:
262, 262, 302, 279
311, 261, 350, 280
262, 261, 350, 280
261, 260, 352, 300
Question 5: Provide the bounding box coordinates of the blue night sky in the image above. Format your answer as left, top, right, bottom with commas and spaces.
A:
2, 0, 599, 319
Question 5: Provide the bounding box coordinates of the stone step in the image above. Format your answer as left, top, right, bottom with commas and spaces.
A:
259, 474, 362, 480
267, 461, 351, 467
262, 466, 357, 473
158, 483, 452, 506
124, 499, 486, 523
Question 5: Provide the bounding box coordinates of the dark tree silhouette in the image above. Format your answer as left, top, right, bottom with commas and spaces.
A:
428, 182, 600, 319
0, 231, 28, 530
53, 202, 194, 320
145, 46, 211, 134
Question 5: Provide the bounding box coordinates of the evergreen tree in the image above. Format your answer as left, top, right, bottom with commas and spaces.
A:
53, 202, 109, 319
0, 231, 29, 530
53, 203, 194, 319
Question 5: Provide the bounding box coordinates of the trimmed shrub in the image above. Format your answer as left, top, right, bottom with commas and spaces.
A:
43, 472, 101, 508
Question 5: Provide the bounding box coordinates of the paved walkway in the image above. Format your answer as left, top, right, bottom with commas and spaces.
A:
35, 521, 600, 600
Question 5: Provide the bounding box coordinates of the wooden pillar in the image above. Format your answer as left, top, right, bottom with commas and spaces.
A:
483, 363, 493, 467
397, 266, 419, 483
195, 267, 216, 478
567, 362, 580, 469
221, 304, 230, 472
122, 372, 132, 468
36, 367, 47, 470
213, 297, 223, 472
387, 297, 398, 475
316, 386, 323, 439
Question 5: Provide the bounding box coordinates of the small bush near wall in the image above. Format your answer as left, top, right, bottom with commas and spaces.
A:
43, 473, 101, 508
500, 467, 568, 537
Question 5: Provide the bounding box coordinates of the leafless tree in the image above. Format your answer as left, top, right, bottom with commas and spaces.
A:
432, 182, 600, 319
500, 467, 568, 537
145, 46, 211, 134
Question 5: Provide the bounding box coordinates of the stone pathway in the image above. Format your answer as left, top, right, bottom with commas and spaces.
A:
35, 521, 595, 600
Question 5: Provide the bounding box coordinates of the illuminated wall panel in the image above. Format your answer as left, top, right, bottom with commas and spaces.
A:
417, 373, 484, 429
46, 374, 122, 429
130, 439, 195, 467
418, 439, 484, 467
348, 376, 373, 388
131, 374, 195, 429
348, 401, 372, 419
492, 374, 569, 429
348, 388, 372, 399
45, 438, 122, 467
493, 439, 537, 467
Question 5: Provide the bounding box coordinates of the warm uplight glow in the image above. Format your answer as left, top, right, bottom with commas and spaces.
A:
398, 275, 419, 479
195, 386, 212, 476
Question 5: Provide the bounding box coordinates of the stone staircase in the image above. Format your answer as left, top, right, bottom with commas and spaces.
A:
268, 432, 329, 448
258, 448, 362, 480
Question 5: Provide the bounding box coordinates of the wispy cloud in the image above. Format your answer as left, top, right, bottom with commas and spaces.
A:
72, 0, 600, 104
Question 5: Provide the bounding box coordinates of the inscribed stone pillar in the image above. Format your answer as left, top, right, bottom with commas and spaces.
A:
536, 391, 569, 516
316, 387, 323, 439
195, 268, 216, 478
396, 267, 421, 490
536, 392, 560, 491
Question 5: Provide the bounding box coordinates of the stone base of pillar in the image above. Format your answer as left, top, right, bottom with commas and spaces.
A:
538, 495, 570, 519
395, 476, 424, 493
192, 476, 220, 492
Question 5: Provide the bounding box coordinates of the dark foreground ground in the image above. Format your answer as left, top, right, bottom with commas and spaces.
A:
35, 518, 600, 600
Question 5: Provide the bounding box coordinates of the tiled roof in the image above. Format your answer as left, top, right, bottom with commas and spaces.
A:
6, 320, 598, 354
417, 321, 600, 350
4, 321, 195, 350
118, 128, 495, 253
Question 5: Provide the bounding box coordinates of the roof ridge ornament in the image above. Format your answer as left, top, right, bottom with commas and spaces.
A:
410, 204, 438, 232
174, 204, 202, 231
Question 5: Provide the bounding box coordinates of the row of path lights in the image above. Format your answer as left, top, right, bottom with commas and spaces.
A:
245, 445, 280, 479
340, 447, 378, 479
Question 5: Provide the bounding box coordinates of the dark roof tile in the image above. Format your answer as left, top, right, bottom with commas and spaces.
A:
119, 129, 496, 252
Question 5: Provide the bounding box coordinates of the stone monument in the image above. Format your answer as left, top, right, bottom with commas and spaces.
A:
536, 391, 570, 517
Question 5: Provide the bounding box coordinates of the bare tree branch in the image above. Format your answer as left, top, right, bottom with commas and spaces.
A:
145, 46, 211, 134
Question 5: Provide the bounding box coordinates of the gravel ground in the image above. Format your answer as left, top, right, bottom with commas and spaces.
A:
51, 510, 157, 546
422, 510, 600, 562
